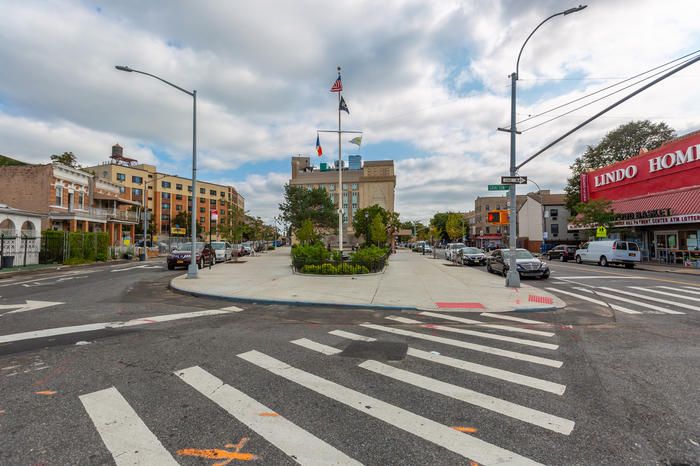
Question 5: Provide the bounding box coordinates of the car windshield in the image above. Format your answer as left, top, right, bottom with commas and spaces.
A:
461, 247, 482, 254
211, 243, 225, 250
178, 242, 204, 251
502, 249, 535, 260
451, 243, 466, 249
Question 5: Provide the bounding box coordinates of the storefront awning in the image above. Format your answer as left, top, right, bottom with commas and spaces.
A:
611, 185, 700, 216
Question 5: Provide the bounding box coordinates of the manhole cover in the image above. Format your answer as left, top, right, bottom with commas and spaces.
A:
339, 341, 408, 361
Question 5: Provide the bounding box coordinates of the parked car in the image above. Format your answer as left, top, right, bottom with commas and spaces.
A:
242, 244, 253, 255
423, 244, 433, 254
486, 248, 550, 279
210, 241, 232, 263
574, 240, 640, 268
545, 244, 578, 262
412, 241, 427, 252
445, 242, 467, 261
458, 247, 486, 265
167, 242, 215, 270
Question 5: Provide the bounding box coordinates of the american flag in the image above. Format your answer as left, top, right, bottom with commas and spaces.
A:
330, 75, 342, 92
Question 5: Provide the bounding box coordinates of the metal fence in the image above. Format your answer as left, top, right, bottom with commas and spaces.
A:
291, 256, 388, 274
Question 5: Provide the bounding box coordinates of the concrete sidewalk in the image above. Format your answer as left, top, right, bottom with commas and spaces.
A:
170, 248, 564, 313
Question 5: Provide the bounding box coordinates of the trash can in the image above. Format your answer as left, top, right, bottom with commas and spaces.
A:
1, 256, 14, 268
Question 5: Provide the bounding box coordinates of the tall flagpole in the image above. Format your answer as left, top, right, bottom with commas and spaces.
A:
337, 66, 343, 252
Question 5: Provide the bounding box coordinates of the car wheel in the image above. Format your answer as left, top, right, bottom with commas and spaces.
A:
541, 271, 550, 279
559, 255, 565, 262
198, 258, 203, 269
575, 255, 582, 264
167, 264, 175, 270
211, 256, 216, 265
487, 263, 493, 273
625, 263, 634, 269
599, 256, 608, 267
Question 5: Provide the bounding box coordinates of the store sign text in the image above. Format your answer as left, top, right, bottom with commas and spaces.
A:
612, 208, 672, 221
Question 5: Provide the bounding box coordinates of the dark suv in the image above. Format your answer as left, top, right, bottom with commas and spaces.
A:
167, 242, 215, 270
545, 244, 578, 262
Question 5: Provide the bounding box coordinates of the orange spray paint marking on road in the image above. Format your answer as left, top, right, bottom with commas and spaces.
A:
258, 412, 279, 417
451, 426, 478, 433
35, 390, 57, 396
177, 437, 257, 465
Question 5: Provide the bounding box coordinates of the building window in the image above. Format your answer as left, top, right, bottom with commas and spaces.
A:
176, 194, 183, 200
78, 192, 84, 210
162, 203, 170, 210
55, 186, 62, 206
176, 205, 182, 211
210, 199, 216, 205
550, 208, 558, 219
485, 205, 489, 211
200, 187, 206, 194
132, 188, 143, 197
176, 183, 183, 190
116, 173, 126, 181
210, 189, 216, 196
219, 200, 225, 206
132, 176, 143, 184
352, 203, 358, 210
119, 186, 126, 193
351, 192, 358, 202
200, 217, 205, 223
162, 181, 171, 188
162, 192, 171, 199
221, 210, 225, 215
351, 183, 358, 190
551, 223, 559, 237
485, 226, 490, 234
220, 191, 225, 197
342, 183, 348, 190
329, 184, 335, 191
161, 214, 170, 221
200, 207, 205, 213
187, 185, 192, 192
200, 198, 205, 203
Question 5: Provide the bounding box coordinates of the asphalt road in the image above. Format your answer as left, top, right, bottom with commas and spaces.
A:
0, 256, 698, 465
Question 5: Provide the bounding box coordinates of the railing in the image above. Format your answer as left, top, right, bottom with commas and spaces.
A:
109, 210, 139, 222
291, 255, 388, 274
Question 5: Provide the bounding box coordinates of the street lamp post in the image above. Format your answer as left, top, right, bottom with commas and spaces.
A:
500, 5, 587, 288
115, 65, 199, 278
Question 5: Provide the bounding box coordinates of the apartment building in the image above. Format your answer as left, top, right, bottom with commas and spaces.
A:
289, 155, 396, 247
472, 194, 527, 249
0, 162, 140, 244
85, 145, 245, 240
518, 191, 579, 252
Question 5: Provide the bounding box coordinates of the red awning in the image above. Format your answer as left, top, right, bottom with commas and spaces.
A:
611, 185, 700, 215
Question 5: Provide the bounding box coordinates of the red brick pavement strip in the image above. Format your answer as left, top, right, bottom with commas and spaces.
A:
528, 295, 554, 305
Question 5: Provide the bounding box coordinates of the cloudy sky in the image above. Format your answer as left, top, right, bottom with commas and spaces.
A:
1, 0, 699, 223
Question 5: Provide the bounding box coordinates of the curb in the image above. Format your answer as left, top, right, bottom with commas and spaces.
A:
634, 266, 700, 276
169, 278, 561, 314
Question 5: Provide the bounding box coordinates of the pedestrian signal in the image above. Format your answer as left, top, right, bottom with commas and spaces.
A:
487, 210, 509, 225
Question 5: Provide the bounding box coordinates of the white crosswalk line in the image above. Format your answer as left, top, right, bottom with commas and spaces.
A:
360, 324, 563, 368
572, 288, 684, 315
628, 286, 700, 303
80, 387, 178, 465
238, 350, 543, 466
176, 366, 361, 466
598, 286, 699, 312
360, 360, 574, 435
480, 313, 548, 325
682, 286, 700, 293
658, 286, 700, 296
326, 331, 566, 395
420, 311, 555, 337
292, 338, 341, 355
385, 316, 558, 350
546, 288, 641, 315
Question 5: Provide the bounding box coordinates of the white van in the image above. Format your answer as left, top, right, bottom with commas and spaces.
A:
574, 240, 641, 268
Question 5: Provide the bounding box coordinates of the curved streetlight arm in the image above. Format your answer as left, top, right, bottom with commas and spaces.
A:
115, 66, 194, 97
515, 5, 587, 77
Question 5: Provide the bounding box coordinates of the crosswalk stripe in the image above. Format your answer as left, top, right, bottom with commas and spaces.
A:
327, 331, 565, 395
546, 288, 641, 315
79, 387, 178, 465
419, 311, 555, 337
682, 286, 700, 293
480, 313, 548, 325
360, 360, 574, 435
238, 350, 542, 465
598, 286, 698, 312
573, 288, 684, 315
292, 338, 341, 355
386, 316, 558, 350
360, 324, 563, 368
628, 286, 700, 303
658, 286, 700, 296
176, 366, 361, 466
0, 309, 239, 344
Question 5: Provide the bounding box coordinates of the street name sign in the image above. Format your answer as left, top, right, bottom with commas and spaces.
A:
501, 176, 528, 184
488, 184, 510, 191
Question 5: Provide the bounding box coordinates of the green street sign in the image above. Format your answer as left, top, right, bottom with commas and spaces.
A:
488, 184, 510, 191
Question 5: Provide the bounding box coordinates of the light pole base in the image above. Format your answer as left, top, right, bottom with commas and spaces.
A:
187, 263, 199, 279
139, 253, 146, 261
506, 269, 521, 288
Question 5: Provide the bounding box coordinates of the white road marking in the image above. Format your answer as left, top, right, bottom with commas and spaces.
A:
479, 313, 547, 325
219, 305, 244, 312
0, 300, 64, 317
682, 286, 700, 293
80, 387, 178, 465
238, 350, 542, 466
176, 366, 360, 466
658, 286, 700, 296
0, 308, 239, 344
111, 265, 162, 273
360, 324, 563, 368
555, 276, 651, 280
628, 286, 700, 303
546, 288, 641, 314
598, 286, 699, 312
573, 288, 684, 315
327, 331, 565, 395
360, 360, 574, 435
386, 316, 558, 350
291, 338, 341, 355
0, 271, 96, 288
420, 311, 555, 337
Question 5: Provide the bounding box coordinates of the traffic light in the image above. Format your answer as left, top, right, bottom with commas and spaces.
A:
487, 210, 509, 225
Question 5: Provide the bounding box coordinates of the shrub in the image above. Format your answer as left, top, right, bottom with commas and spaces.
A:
291, 242, 330, 268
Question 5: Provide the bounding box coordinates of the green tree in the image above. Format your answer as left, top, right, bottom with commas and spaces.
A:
50, 151, 80, 168
172, 211, 202, 237
564, 120, 675, 212
353, 204, 390, 244
279, 184, 338, 233
429, 212, 451, 242
445, 213, 463, 241
571, 198, 614, 231
369, 214, 387, 246
296, 219, 319, 245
